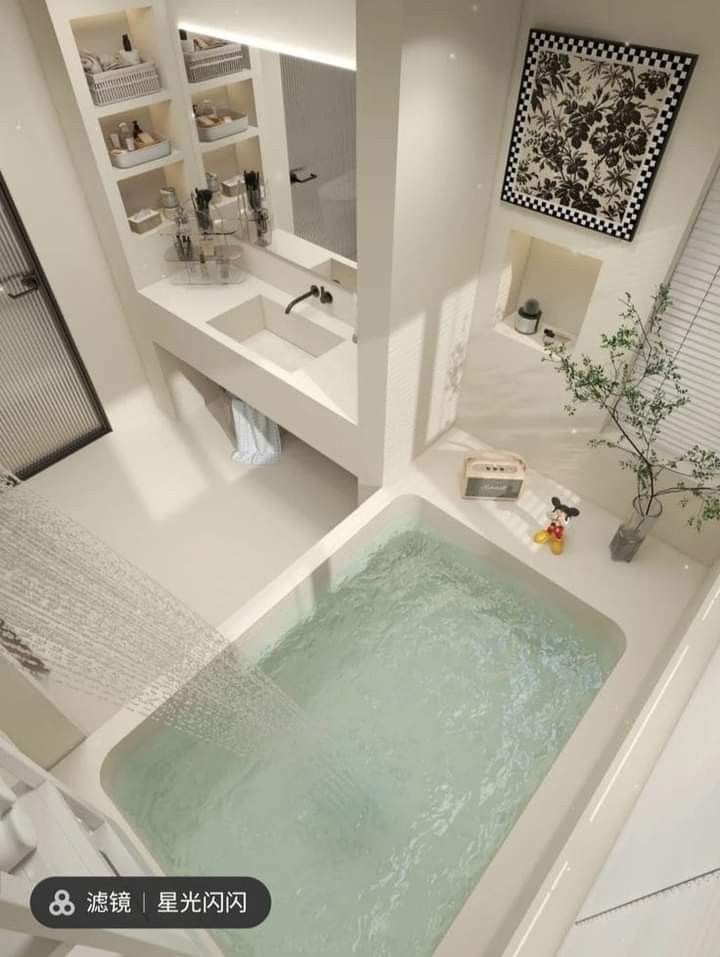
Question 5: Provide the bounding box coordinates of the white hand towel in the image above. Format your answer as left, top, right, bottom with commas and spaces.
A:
230, 396, 282, 466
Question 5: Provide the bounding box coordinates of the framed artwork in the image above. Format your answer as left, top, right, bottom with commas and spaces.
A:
501, 30, 697, 241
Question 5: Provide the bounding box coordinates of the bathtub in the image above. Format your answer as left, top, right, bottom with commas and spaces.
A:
54, 430, 704, 957
101, 493, 625, 957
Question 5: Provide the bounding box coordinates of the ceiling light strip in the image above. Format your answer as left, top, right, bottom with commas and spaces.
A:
178, 21, 356, 71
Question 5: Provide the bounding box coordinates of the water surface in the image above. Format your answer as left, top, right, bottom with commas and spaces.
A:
104, 530, 618, 956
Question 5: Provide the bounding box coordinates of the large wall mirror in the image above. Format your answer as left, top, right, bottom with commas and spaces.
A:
257, 49, 357, 290
175, 1, 357, 293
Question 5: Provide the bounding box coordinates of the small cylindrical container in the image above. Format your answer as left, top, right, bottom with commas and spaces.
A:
159, 186, 180, 220
514, 298, 542, 335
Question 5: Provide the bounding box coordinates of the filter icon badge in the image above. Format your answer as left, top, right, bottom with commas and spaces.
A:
48, 889, 76, 918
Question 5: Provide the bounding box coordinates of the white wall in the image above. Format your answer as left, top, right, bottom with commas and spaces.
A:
0, 655, 83, 769
171, 0, 356, 69
457, 0, 720, 562
1, 0, 148, 425
357, 0, 525, 486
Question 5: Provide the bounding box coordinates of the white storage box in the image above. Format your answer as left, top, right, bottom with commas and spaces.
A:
196, 110, 249, 142
127, 208, 162, 234
184, 43, 248, 83
109, 131, 170, 168
86, 61, 161, 106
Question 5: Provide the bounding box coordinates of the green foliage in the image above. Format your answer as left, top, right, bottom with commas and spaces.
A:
545, 285, 720, 530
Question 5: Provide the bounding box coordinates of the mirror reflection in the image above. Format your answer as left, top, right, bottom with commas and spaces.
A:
277, 54, 356, 261
180, 29, 357, 291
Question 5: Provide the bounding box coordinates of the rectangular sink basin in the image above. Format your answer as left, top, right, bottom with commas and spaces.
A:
313, 258, 357, 293
208, 295, 344, 373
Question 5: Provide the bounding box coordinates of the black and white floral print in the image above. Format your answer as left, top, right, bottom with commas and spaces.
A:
502, 32, 697, 240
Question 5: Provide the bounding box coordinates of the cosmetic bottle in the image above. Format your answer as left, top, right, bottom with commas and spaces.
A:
131, 120, 155, 148
178, 28, 194, 55
118, 121, 135, 151
108, 132, 121, 150
201, 99, 217, 119
119, 33, 141, 66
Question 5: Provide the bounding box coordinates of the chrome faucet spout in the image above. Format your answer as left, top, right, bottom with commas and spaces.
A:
285, 285, 319, 314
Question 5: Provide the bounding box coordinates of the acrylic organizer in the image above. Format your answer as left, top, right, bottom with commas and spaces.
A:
163, 203, 247, 285
169, 258, 245, 285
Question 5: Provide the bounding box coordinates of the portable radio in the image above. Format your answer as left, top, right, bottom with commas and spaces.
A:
462, 452, 527, 501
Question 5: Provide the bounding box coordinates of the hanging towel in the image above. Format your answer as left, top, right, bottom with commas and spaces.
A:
230, 396, 282, 465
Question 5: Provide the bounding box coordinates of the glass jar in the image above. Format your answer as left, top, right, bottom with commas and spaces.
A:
609, 495, 663, 562
159, 186, 180, 221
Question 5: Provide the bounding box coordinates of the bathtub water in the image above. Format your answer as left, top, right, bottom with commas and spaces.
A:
102, 523, 621, 957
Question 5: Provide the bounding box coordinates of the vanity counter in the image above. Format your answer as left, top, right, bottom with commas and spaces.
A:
138, 274, 360, 473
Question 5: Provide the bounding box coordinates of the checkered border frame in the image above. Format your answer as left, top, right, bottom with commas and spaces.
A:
500, 30, 697, 242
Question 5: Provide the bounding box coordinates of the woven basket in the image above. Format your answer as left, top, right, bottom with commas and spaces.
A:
86, 61, 161, 106
184, 44, 248, 83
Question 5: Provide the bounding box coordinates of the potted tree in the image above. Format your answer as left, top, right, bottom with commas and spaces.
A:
545, 285, 720, 561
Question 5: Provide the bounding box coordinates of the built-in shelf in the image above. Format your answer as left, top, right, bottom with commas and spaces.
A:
112, 148, 184, 180
494, 314, 576, 354
94, 89, 173, 117
185, 70, 254, 94
493, 229, 602, 359
198, 127, 259, 154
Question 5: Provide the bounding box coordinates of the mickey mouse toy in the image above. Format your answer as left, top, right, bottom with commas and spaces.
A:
533, 496, 580, 555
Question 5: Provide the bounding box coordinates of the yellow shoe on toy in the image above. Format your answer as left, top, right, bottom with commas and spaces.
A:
534, 530, 551, 544
550, 539, 565, 555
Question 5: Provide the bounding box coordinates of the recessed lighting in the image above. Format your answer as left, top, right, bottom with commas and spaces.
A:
449, 52, 457, 60
178, 21, 356, 71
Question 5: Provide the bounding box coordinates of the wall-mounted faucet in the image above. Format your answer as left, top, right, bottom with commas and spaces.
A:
284, 284, 333, 314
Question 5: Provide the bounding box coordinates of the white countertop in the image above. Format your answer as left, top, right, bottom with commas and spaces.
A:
139, 274, 358, 423
265, 228, 357, 274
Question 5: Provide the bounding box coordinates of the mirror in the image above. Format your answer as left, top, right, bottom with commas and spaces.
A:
177, 20, 357, 293
256, 50, 357, 291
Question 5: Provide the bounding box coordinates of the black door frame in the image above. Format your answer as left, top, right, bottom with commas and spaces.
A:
0, 172, 111, 479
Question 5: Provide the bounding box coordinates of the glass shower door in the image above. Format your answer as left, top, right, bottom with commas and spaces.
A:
0, 174, 109, 478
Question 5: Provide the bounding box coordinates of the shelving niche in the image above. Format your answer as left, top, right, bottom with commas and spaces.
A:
494, 230, 603, 353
